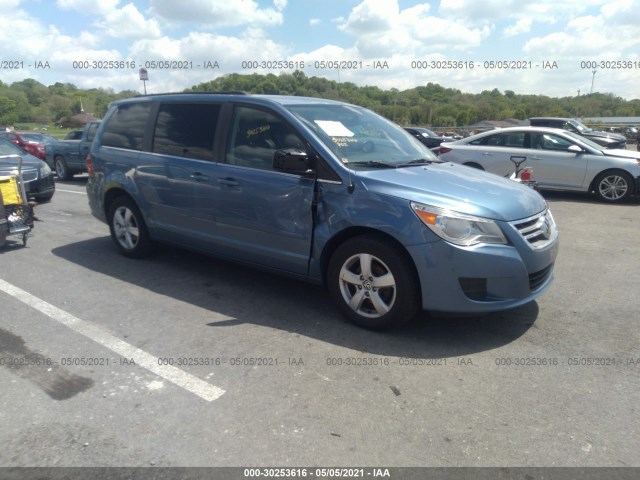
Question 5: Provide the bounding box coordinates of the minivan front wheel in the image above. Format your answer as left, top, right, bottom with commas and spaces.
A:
108, 196, 155, 258
327, 236, 420, 330
594, 170, 633, 202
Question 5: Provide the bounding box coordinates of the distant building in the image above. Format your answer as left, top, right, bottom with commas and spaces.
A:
581, 117, 640, 126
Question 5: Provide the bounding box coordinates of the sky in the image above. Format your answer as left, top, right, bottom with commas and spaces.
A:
1, 0, 639, 99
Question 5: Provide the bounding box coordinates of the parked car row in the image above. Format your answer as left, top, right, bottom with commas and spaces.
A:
437, 126, 639, 203
0, 131, 58, 161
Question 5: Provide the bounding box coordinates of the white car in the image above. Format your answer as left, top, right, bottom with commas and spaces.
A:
438, 126, 640, 202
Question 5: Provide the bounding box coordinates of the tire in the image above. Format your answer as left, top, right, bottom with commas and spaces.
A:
327, 235, 420, 330
55, 156, 73, 180
107, 196, 156, 258
594, 170, 633, 203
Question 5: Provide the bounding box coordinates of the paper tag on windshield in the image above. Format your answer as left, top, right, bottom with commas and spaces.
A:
314, 120, 354, 137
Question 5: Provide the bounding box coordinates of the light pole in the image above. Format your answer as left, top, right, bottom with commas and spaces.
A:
590, 70, 596, 94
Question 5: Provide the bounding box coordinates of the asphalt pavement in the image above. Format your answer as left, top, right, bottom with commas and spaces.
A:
0, 174, 639, 470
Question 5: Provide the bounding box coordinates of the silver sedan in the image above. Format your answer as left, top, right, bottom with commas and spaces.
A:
439, 126, 640, 202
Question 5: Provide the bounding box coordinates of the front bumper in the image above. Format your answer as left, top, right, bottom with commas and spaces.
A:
24, 174, 55, 197
407, 213, 559, 313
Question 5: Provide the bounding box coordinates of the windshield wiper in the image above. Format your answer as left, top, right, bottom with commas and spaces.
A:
348, 161, 398, 168
396, 158, 442, 167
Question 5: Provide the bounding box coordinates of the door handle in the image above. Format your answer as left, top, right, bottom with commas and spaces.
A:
190, 172, 210, 182
529, 156, 542, 160
482, 152, 492, 156
217, 177, 239, 187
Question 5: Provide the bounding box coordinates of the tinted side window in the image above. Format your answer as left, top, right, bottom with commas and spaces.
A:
226, 106, 304, 171
102, 103, 151, 151
471, 132, 524, 147
152, 103, 220, 161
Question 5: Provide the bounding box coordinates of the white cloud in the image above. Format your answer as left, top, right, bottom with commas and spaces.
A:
503, 17, 532, 37
56, 0, 120, 16
338, 0, 490, 58
98, 3, 162, 39
339, 0, 400, 35
149, 0, 285, 28
439, 0, 609, 24
309, 18, 321, 26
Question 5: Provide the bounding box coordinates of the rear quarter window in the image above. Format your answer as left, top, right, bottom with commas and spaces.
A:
102, 103, 151, 151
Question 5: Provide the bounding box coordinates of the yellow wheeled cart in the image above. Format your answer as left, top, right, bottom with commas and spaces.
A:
0, 156, 35, 248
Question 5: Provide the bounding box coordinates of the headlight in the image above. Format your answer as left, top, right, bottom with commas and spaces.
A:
39, 162, 52, 176
411, 202, 507, 246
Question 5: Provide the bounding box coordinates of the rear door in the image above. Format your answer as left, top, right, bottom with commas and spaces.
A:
212, 104, 315, 275
138, 101, 222, 245
465, 131, 529, 176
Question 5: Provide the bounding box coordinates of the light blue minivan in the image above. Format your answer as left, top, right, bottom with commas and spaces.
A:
86, 93, 558, 329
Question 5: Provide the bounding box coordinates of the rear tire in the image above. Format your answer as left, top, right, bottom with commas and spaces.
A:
55, 156, 73, 180
327, 235, 420, 330
594, 170, 633, 202
107, 196, 156, 258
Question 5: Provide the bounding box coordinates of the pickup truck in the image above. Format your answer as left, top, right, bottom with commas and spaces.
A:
46, 121, 100, 179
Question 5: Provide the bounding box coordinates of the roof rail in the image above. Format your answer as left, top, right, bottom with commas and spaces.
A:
136, 91, 250, 97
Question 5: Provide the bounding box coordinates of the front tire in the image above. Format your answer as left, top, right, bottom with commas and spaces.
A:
594, 170, 633, 202
327, 235, 420, 330
107, 196, 155, 258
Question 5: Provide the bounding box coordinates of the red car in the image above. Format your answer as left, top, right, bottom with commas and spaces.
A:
0, 131, 57, 161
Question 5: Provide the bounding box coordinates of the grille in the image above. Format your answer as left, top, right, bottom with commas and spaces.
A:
510, 209, 557, 249
529, 264, 554, 291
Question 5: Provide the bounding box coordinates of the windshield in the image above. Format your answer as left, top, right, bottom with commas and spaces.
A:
0, 139, 28, 156
286, 104, 441, 167
563, 130, 606, 151
414, 127, 437, 137
568, 119, 590, 133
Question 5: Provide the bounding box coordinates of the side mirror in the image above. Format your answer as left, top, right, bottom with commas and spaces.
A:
568, 145, 583, 154
273, 148, 314, 175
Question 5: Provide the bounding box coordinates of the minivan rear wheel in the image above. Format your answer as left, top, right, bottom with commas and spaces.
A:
327, 235, 420, 330
108, 196, 155, 258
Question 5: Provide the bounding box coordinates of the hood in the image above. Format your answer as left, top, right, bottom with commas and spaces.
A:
0, 154, 42, 172
584, 130, 626, 142
601, 149, 640, 161
354, 162, 547, 222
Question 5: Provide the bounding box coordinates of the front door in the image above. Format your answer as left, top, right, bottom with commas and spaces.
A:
527, 132, 588, 189
213, 105, 315, 275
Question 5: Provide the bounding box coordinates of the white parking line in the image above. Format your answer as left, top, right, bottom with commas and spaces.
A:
0, 279, 226, 402
56, 189, 86, 195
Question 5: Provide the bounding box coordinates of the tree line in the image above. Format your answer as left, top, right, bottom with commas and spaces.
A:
2, 72, 639, 128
